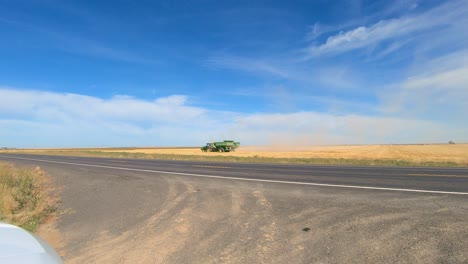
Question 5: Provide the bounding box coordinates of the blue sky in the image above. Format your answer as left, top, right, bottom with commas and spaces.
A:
1, 0, 467, 147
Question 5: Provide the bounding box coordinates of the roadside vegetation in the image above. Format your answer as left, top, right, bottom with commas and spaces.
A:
72, 150, 467, 167
0, 162, 58, 232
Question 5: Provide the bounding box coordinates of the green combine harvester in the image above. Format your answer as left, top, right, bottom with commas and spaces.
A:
201, 140, 240, 152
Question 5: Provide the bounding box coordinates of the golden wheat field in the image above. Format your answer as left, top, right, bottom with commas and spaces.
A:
100, 144, 468, 163
6, 144, 466, 164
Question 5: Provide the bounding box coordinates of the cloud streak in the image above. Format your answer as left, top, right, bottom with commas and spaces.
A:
379, 55, 468, 118
305, 0, 468, 57
207, 55, 291, 79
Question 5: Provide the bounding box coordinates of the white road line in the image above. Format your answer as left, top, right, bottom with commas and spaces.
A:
1, 155, 468, 195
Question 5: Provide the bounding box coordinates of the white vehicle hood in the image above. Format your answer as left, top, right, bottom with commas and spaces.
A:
0, 223, 63, 264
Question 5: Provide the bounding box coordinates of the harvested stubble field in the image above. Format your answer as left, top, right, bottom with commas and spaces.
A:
2, 144, 468, 167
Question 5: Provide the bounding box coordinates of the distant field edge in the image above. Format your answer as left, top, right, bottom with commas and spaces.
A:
1, 150, 467, 168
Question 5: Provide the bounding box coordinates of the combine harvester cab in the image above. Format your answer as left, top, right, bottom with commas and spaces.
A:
201, 140, 240, 152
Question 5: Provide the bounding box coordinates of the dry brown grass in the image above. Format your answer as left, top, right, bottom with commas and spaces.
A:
2, 143, 468, 166
0, 162, 58, 232
91, 144, 468, 164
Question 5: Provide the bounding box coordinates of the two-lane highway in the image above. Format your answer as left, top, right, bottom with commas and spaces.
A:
1, 153, 468, 263
1, 153, 467, 194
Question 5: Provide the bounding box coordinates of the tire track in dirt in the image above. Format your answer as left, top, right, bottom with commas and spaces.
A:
65, 177, 198, 264
252, 189, 280, 263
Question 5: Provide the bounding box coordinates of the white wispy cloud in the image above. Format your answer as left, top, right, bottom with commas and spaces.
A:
0, 88, 204, 123
379, 66, 468, 115
305, 0, 468, 57
207, 54, 366, 93
305, 0, 421, 41
378, 49, 468, 118
0, 87, 465, 147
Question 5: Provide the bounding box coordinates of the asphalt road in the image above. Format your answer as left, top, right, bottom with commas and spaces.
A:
0, 154, 467, 263
1, 153, 467, 194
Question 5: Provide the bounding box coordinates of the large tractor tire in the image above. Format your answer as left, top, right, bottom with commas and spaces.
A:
219, 148, 225, 153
